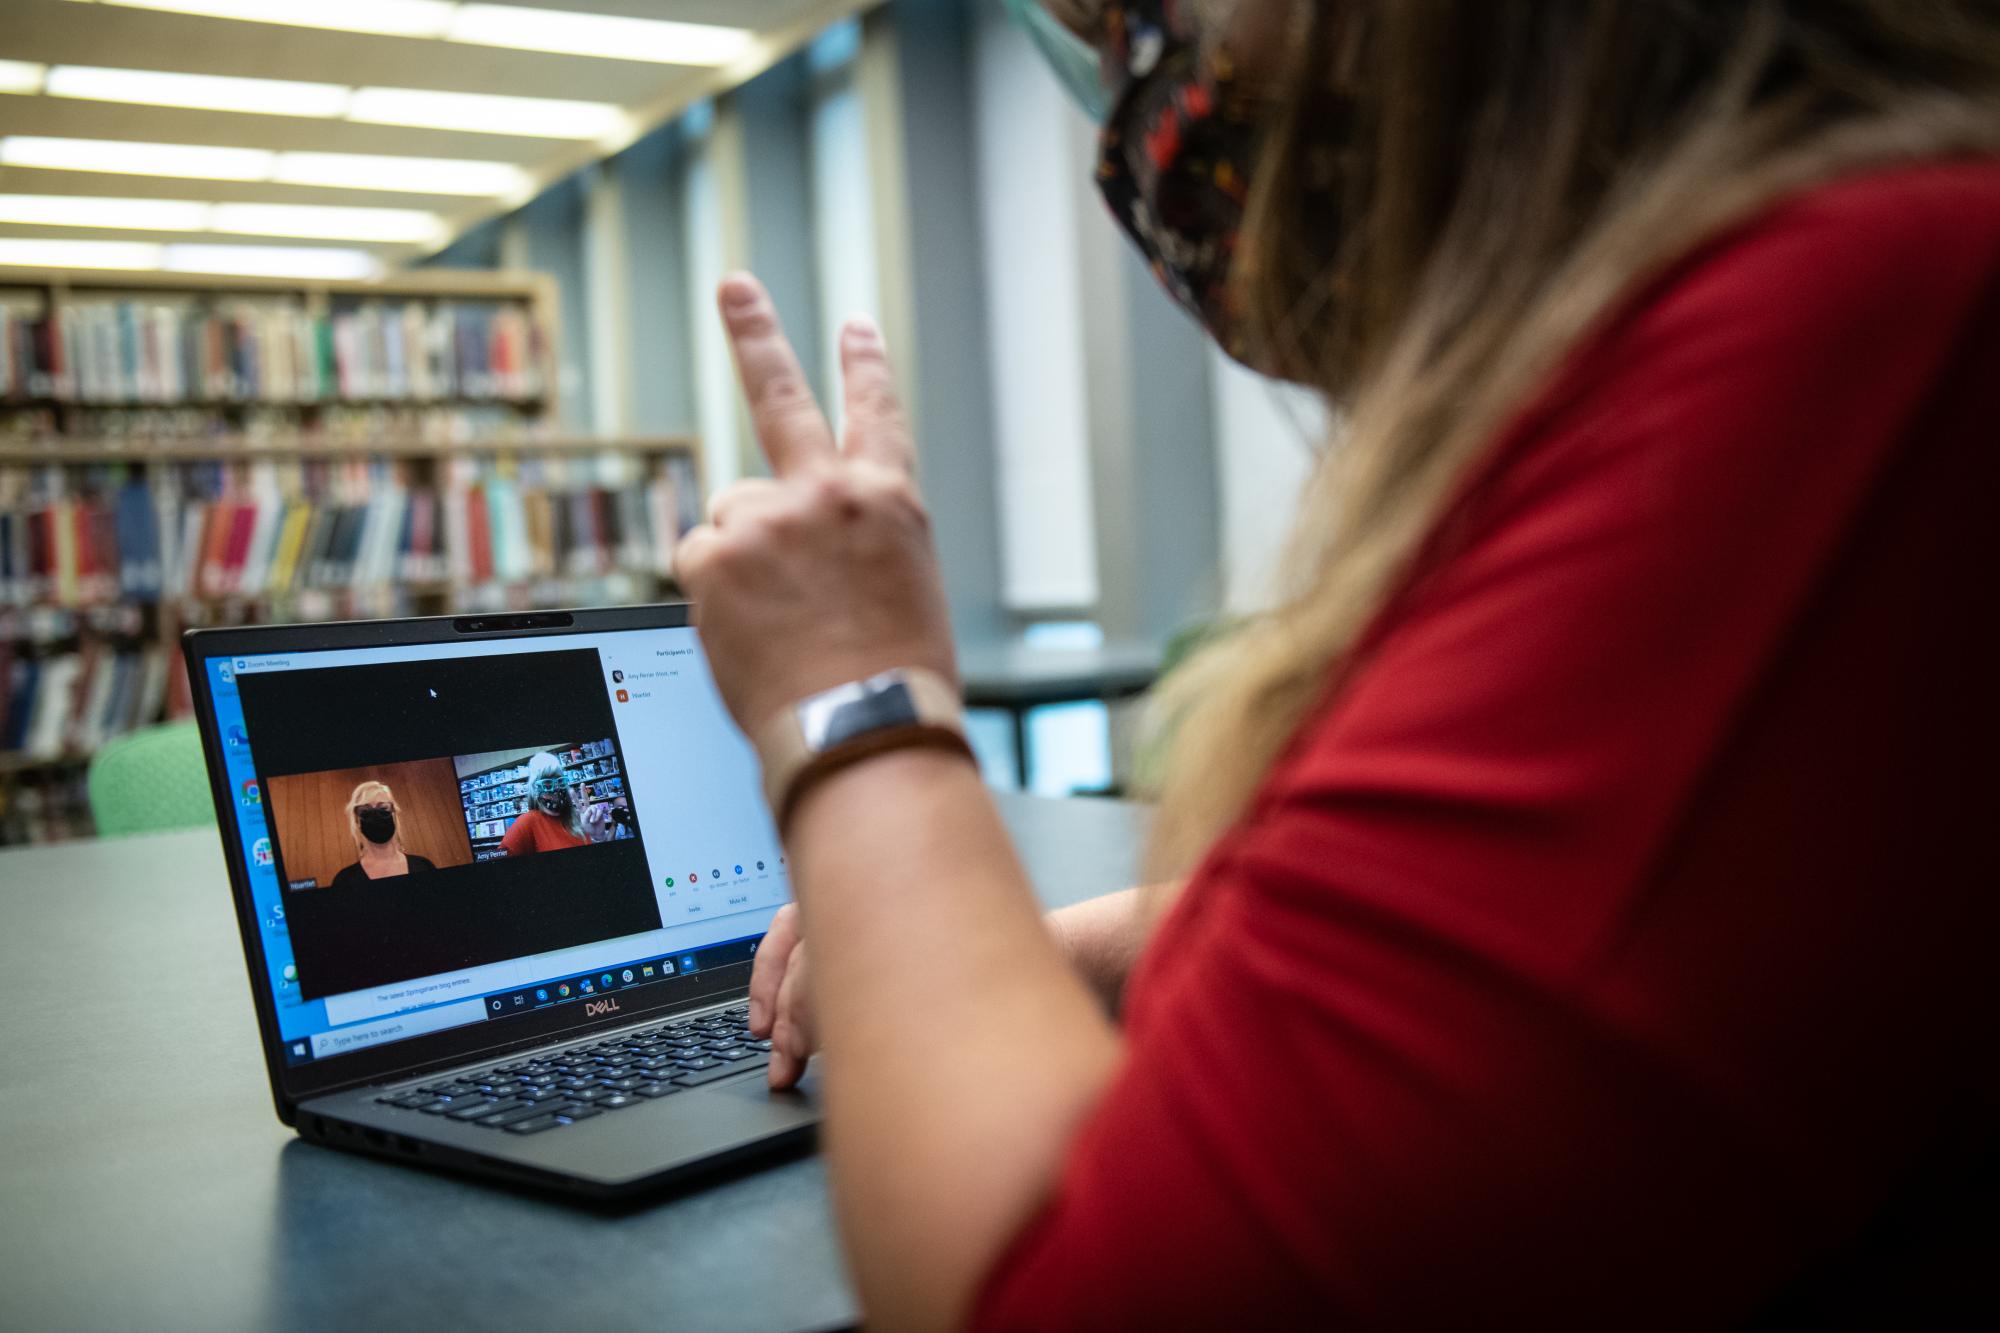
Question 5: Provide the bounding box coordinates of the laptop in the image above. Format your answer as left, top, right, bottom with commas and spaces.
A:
185, 603, 819, 1199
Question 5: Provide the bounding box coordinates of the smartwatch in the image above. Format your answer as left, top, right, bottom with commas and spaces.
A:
752, 667, 975, 831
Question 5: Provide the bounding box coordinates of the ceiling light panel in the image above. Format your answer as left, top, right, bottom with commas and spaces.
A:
79, 1, 756, 66
0, 193, 213, 231
448, 5, 756, 65
164, 243, 383, 279
1, 137, 526, 198
272, 151, 529, 196
36, 62, 623, 139
0, 193, 441, 244
0, 61, 48, 95
210, 202, 443, 243
0, 136, 276, 181
346, 87, 630, 140
0, 238, 166, 270
45, 65, 352, 118
90, 0, 456, 39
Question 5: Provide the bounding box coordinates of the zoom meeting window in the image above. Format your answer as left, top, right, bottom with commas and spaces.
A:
204, 627, 788, 1064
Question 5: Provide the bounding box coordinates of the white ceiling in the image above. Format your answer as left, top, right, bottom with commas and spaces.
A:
0, 0, 874, 274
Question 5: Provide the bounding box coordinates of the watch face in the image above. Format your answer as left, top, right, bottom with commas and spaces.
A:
800, 673, 921, 751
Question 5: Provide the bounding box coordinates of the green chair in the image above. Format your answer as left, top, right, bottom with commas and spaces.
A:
87, 719, 216, 838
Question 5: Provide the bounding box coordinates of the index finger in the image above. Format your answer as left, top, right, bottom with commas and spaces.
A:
718, 273, 835, 477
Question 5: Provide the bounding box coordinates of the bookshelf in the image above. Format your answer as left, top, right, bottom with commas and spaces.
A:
459, 740, 628, 861
1, 266, 703, 845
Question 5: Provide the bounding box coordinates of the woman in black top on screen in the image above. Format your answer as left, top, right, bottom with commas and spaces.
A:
328, 780, 437, 888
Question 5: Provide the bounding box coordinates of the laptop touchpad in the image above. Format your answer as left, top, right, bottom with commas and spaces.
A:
716, 1070, 819, 1109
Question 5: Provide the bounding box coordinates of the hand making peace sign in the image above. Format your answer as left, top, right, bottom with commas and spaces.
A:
673, 273, 958, 746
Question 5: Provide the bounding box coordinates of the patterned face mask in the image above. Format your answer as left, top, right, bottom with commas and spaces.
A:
1092, 0, 1271, 362
1011, 2, 1337, 371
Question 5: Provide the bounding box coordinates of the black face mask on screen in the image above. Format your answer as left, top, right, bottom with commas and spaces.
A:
357, 807, 397, 845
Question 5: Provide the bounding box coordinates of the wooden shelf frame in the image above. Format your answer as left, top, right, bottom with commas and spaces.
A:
0, 265, 558, 302
0, 264, 567, 423
0, 435, 700, 465
3, 394, 547, 411
0, 751, 93, 777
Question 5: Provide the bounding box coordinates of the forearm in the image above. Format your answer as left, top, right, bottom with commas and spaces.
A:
1047, 886, 1151, 1014
789, 747, 1124, 1332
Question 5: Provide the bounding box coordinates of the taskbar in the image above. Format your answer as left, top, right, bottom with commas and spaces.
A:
280, 934, 763, 1065
479, 933, 762, 1021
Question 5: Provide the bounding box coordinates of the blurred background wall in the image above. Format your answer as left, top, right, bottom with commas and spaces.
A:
0, 0, 1326, 838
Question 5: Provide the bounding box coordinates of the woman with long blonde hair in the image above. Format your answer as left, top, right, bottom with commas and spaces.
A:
675, 1, 2000, 1326
329, 780, 438, 888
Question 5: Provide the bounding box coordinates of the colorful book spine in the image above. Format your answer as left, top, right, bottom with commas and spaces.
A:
0, 298, 548, 404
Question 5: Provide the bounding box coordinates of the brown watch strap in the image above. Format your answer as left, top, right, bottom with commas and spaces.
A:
754, 668, 973, 832
773, 724, 975, 832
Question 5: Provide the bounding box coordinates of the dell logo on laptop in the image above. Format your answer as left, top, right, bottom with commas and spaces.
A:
584, 999, 620, 1018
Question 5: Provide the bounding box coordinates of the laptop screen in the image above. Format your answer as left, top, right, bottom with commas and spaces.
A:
201, 622, 788, 1069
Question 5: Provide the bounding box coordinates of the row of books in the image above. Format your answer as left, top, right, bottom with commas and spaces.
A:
1, 642, 176, 762
0, 452, 701, 607
464, 769, 624, 827
2, 405, 551, 446
3, 600, 147, 646
464, 775, 628, 842
459, 738, 616, 797
0, 298, 548, 405
461, 741, 626, 844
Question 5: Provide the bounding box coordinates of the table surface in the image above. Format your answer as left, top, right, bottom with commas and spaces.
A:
0, 791, 1147, 1333
956, 642, 1161, 707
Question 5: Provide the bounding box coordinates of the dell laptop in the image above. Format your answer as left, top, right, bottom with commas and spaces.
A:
185, 603, 818, 1199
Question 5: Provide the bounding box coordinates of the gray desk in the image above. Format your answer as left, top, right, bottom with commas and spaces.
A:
0, 792, 1146, 1333
958, 643, 1162, 789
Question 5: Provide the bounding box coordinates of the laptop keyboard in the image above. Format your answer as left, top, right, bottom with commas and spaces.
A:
372, 1001, 771, 1135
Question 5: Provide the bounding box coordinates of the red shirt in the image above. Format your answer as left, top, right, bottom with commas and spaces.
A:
976, 162, 2000, 1329
500, 807, 585, 856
